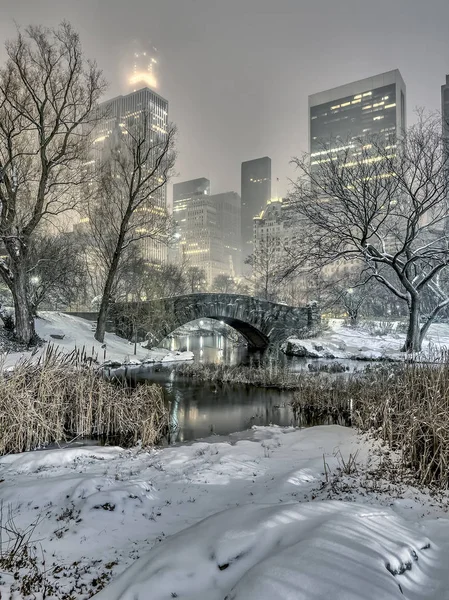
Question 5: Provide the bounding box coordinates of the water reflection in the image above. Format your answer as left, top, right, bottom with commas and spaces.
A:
164, 332, 266, 366
160, 377, 295, 444
137, 332, 354, 444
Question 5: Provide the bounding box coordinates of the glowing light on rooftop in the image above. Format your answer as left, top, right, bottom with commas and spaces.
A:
129, 72, 158, 90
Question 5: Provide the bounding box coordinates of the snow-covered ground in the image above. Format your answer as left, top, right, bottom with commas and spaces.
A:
1, 311, 193, 368
284, 319, 449, 361
1, 425, 448, 599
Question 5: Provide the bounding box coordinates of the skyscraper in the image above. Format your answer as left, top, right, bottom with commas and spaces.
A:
92, 87, 169, 264
309, 70, 406, 167
212, 191, 242, 278
173, 178, 211, 229
241, 157, 271, 261
442, 75, 449, 160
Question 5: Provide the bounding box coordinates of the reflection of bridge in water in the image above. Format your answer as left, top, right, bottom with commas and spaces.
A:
113, 293, 319, 349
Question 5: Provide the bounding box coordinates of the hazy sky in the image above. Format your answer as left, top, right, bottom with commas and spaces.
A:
1, 0, 449, 200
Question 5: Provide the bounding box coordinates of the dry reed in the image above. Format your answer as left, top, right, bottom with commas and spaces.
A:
291, 362, 449, 488
174, 362, 303, 389
0, 345, 168, 455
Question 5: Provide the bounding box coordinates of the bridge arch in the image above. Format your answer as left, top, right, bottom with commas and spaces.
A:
113, 293, 318, 349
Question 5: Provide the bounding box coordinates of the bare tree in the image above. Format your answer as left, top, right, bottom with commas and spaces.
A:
0, 23, 105, 343
88, 114, 176, 342
27, 231, 87, 314
288, 113, 449, 352
212, 274, 234, 293
245, 238, 283, 302
185, 266, 207, 293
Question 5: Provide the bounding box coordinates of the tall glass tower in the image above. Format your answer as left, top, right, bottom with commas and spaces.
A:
93, 87, 169, 264
309, 70, 406, 170
241, 157, 271, 262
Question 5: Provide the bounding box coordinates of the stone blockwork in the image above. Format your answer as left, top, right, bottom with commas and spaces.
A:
113, 294, 319, 349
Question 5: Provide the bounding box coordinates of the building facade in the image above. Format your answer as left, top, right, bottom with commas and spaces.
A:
92, 87, 169, 264
253, 198, 286, 258
171, 180, 242, 286
241, 157, 271, 262
212, 191, 242, 278
309, 70, 406, 168
442, 75, 449, 166
173, 178, 211, 233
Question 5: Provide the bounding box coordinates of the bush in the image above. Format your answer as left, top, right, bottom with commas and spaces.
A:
0, 346, 168, 455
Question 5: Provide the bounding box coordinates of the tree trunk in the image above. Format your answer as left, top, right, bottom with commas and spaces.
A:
11, 265, 35, 345
419, 319, 432, 349
402, 296, 421, 352
95, 253, 121, 343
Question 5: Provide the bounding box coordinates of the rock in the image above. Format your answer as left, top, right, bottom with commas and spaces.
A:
101, 360, 122, 368
281, 340, 322, 358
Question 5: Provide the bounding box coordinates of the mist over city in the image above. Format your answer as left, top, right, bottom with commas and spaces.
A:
1, 1, 449, 599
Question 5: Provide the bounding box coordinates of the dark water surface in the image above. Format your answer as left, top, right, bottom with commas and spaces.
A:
133, 333, 323, 443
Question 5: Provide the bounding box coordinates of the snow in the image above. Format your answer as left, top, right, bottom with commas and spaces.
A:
1, 425, 449, 599
284, 319, 449, 361
1, 311, 194, 368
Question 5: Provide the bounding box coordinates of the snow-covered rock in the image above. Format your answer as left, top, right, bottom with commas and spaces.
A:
281, 339, 336, 359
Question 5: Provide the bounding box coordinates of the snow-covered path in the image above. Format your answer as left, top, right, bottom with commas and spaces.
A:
1, 425, 449, 599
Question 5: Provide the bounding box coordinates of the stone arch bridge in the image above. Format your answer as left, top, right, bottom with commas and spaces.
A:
113, 293, 319, 349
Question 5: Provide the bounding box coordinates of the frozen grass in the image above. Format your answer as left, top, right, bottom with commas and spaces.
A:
0, 346, 168, 455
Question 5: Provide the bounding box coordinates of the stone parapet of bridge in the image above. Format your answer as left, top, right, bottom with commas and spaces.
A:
112, 293, 319, 349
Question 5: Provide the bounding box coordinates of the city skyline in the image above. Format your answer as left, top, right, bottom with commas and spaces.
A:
0, 0, 448, 201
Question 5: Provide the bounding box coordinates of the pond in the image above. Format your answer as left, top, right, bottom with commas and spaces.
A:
131, 333, 355, 444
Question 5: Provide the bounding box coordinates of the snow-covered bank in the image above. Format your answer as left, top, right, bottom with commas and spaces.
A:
2, 311, 194, 368
283, 319, 449, 361
1, 425, 448, 599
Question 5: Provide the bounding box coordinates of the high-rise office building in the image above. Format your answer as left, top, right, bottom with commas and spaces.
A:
173, 178, 211, 229
212, 192, 242, 278
442, 75, 449, 160
171, 180, 241, 285
241, 157, 271, 261
309, 70, 406, 167
171, 178, 210, 264
92, 87, 169, 264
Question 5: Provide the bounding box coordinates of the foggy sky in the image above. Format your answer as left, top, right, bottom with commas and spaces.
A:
1, 0, 449, 201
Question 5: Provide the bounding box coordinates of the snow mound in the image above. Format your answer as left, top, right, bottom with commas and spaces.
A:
0, 445, 123, 473
93, 501, 437, 600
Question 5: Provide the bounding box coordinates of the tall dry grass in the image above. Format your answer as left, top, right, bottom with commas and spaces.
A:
0, 346, 168, 455
174, 362, 303, 389
291, 362, 449, 488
